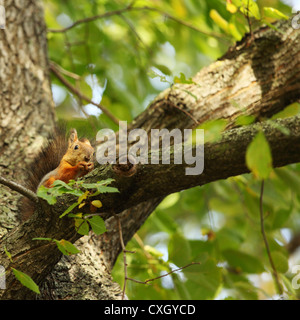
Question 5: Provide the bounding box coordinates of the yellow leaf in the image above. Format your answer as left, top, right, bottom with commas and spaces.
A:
91, 200, 103, 208
210, 10, 229, 33
227, 3, 237, 13
78, 191, 89, 204
78, 202, 86, 209
171, 0, 187, 18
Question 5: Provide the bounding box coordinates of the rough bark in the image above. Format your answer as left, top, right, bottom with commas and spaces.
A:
95, 19, 300, 275
0, 7, 299, 300
1, 115, 300, 299
0, 0, 55, 239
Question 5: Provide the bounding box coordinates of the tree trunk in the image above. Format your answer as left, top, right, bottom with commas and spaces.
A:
0, 2, 299, 300
0, 0, 55, 238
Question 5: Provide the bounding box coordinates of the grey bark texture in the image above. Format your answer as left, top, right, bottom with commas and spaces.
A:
0, 0, 55, 238
0, 1, 299, 299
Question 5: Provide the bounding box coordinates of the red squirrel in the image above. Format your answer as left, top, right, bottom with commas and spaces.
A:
38, 128, 94, 189
20, 127, 94, 220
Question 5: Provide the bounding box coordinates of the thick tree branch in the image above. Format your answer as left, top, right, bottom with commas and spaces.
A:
0, 176, 38, 203
1, 19, 299, 299
1, 114, 300, 299
89, 116, 300, 214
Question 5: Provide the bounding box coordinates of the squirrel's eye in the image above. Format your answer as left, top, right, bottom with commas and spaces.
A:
74, 145, 79, 150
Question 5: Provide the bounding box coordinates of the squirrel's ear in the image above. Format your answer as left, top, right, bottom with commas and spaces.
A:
69, 128, 78, 146
80, 138, 91, 147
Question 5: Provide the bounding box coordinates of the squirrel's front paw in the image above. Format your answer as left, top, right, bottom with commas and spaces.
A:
78, 161, 94, 173
86, 162, 94, 172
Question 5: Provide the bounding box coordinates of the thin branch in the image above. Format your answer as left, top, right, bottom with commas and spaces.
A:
127, 262, 201, 285
113, 213, 132, 300
259, 180, 283, 295
246, 0, 254, 42
164, 99, 199, 126
119, 13, 150, 52
47, 5, 231, 43
49, 62, 120, 125
0, 176, 38, 203
140, 6, 231, 43
50, 61, 80, 80
47, 6, 133, 33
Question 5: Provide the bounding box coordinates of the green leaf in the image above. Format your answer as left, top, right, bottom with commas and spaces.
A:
216, 228, 244, 251
234, 281, 258, 300
271, 103, 300, 120
88, 216, 107, 235
12, 268, 40, 294
228, 22, 243, 41
246, 0, 261, 20
50, 180, 84, 197
198, 119, 228, 143
37, 185, 57, 205
54, 239, 81, 255
246, 131, 273, 179
168, 232, 191, 266
263, 7, 289, 20
235, 115, 256, 126
80, 180, 119, 194
184, 257, 222, 300
233, 0, 261, 19
144, 245, 164, 258
174, 72, 195, 85
262, 20, 285, 34
271, 251, 289, 273
222, 249, 265, 273
275, 167, 300, 191
271, 208, 292, 229
51, 179, 74, 189
210, 9, 229, 32
32, 237, 53, 242
266, 120, 290, 136
75, 218, 90, 235
59, 201, 79, 218
4, 247, 13, 262
96, 186, 119, 193
147, 68, 171, 84
153, 209, 179, 234
158, 193, 180, 210
154, 64, 172, 76
96, 179, 116, 186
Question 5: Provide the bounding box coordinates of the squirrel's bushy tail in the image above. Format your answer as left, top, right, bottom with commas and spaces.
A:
19, 126, 68, 221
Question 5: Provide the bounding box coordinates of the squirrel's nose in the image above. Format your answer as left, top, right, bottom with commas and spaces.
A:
84, 156, 90, 162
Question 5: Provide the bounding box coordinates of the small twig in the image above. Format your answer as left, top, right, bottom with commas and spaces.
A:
127, 262, 201, 285
47, 5, 133, 33
47, 5, 231, 43
0, 176, 38, 203
246, 0, 254, 42
166, 100, 199, 126
259, 180, 283, 295
50, 62, 119, 125
142, 6, 230, 43
113, 212, 134, 300
50, 61, 80, 80
119, 13, 150, 52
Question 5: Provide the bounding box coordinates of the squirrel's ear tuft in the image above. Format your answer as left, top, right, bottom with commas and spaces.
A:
80, 138, 91, 146
69, 128, 78, 146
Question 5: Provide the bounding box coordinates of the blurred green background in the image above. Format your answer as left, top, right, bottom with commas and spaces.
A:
44, 0, 300, 299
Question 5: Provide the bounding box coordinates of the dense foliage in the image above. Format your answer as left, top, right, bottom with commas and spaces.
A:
44, 0, 300, 299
